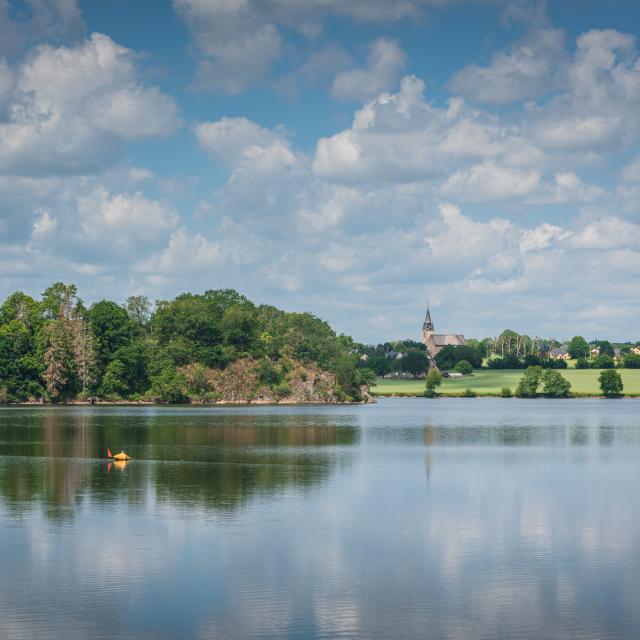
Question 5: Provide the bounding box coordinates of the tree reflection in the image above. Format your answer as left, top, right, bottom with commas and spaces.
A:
0, 409, 358, 519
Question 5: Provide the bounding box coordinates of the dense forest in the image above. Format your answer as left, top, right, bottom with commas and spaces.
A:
0, 283, 375, 404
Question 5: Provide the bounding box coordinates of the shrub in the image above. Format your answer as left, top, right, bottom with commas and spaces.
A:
515, 365, 543, 397
500, 387, 512, 398
424, 370, 442, 397
149, 367, 186, 403
455, 360, 473, 375
99, 359, 127, 397
462, 388, 476, 397
523, 354, 542, 367
258, 359, 282, 386
546, 359, 568, 369
593, 354, 615, 369
541, 369, 571, 398
623, 353, 640, 368
599, 369, 623, 397
575, 357, 590, 369
487, 355, 524, 369
273, 381, 291, 399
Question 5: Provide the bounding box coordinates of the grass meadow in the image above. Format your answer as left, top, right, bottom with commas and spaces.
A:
374, 369, 640, 397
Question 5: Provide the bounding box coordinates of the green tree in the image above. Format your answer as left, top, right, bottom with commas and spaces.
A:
454, 360, 473, 375
594, 340, 615, 357
149, 367, 187, 403
568, 336, 590, 359
125, 295, 152, 328
100, 359, 128, 397
424, 370, 442, 397
88, 300, 135, 379
41, 282, 80, 320
399, 350, 429, 377
42, 317, 77, 401
0, 291, 43, 330
599, 369, 623, 397
541, 369, 571, 397
0, 320, 44, 401
435, 344, 482, 370
623, 353, 640, 368
515, 366, 543, 397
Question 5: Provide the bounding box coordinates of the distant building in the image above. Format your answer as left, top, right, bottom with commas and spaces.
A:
421, 305, 465, 358
549, 345, 570, 360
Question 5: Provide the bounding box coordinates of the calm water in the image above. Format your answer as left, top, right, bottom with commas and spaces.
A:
1, 399, 640, 640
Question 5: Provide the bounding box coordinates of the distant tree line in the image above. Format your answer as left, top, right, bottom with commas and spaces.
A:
0, 283, 375, 403
360, 328, 640, 379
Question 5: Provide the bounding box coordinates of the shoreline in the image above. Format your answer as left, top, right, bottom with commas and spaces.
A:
373, 392, 640, 399
3, 399, 375, 407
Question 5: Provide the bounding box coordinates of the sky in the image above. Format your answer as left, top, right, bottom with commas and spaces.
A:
1, 0, 640, 343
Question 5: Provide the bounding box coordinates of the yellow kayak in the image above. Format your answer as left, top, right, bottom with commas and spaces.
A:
113, 451, 131, 461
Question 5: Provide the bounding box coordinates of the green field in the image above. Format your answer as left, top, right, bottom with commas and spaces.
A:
373, 369, 640, 397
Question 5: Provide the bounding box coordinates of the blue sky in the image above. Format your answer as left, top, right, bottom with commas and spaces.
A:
1, 0, 640, 343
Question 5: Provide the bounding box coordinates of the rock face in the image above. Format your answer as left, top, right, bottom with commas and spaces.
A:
178, 358, 348, 404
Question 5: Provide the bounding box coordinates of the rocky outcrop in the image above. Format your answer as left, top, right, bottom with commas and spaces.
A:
177, 358, 349, 404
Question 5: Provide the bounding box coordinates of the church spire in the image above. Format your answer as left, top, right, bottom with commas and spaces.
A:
423, 302, 434, 332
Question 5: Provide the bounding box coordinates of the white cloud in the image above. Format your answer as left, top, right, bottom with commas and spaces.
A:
135, 228, 222, 277
0, 0, 84, 56
530, 29, 640, 153
570, 217, 640, 250
0, 58, 12, 109
441, 161, 541, 201
276, 44, 351, 97
194, 117, 296, 172
172, 0, 282, 95
0, 33, 180, 176
76, 189, 179, 254
449, 26, 566, 104
331, 38, 406, 102
173, 0, 495, 94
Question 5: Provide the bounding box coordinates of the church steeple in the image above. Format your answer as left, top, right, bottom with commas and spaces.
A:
423, 303, 434, 332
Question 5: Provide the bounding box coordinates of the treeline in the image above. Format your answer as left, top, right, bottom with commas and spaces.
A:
355, 340, 428, 377
0, 283, 374, 403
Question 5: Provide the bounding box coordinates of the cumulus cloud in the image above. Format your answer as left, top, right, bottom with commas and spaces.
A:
331, 38, 406, 102
4, 8, 640, 342
530, 29, 640, 153
194, 117, 296, 172
276, 44, 351, 98
75, 189, 179, 255
0, 33, 180, 176
172, 0, 282, 95
173, 0, 492, 93
449, 25, 566, 104
0, 0, 84, 56
135, 228, 222, 280
441, 161, 541, 201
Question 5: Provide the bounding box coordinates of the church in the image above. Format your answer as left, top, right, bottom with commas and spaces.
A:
422, 306, 465, 358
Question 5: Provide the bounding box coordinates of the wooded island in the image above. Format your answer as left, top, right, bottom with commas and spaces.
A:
0, 283, 375, 404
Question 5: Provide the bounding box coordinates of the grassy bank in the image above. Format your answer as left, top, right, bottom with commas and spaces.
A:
373, 369, 640, 397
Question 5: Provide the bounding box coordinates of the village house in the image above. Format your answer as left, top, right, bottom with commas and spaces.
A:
549, 345, 571, 360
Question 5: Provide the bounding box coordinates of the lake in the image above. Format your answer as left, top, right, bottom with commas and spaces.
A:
1, 399, 640, 639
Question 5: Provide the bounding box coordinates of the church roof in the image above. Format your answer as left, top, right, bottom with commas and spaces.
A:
423, 305, 433, 331
432, 334, 466, 346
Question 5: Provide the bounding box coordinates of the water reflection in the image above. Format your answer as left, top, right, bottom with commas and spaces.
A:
0, 408, 358, 519
1, 400, 640, 640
